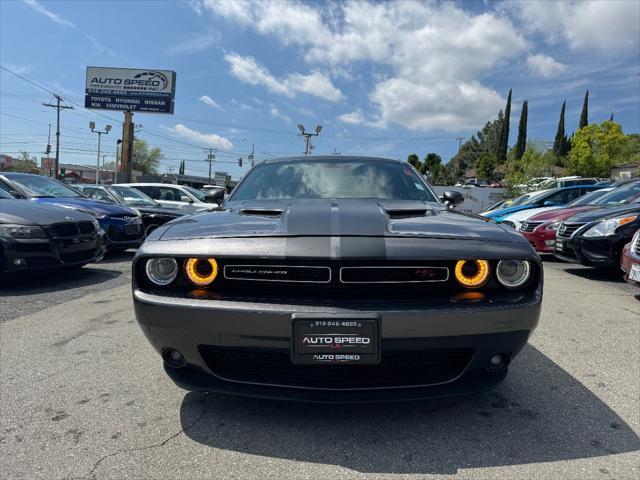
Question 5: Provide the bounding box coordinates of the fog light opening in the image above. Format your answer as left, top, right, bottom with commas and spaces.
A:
487, 353, 511, 372
163, 348, 186, 368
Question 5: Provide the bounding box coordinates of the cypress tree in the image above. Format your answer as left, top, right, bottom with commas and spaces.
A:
579, 90, 589, 129
498, 89, 512, 163
514, 100, 528, 160
553, 100, 566, 157
610, 112, 614, 121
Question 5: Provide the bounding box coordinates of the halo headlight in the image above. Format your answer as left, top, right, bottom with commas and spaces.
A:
454, 260, 490, 288
145, 258, 178, 286
185, 258, 219, 286
496, 260, 531, 289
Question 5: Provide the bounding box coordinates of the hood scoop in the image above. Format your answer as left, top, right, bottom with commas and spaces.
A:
240, 208, 284, 217
385, 208, 432, 219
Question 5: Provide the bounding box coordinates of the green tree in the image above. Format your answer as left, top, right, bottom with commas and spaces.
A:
178, 159, 185, 175
132, 139, 163, 174
475, 154, 497, 181
553, 100, 568, 158
498, 89, 512, 163
407, 153, 420, 170
1, 151, 40, 173
421, 153, 442, 180
567, 121, 629, 177
514, 100, 528, 160
579, 90, 589, 129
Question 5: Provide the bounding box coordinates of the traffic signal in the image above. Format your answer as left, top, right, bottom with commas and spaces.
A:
238, 157, 243, 167
60, 167, 66, 179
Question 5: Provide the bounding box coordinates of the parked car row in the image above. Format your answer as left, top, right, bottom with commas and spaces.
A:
0, 173, 226, 274
481, 180, 640, 286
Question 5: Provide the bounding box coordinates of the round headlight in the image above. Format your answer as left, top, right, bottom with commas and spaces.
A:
185, 258, 219, 286
145, 258, 178, 286
496, 260, 531, 289
454, 259, 490, 288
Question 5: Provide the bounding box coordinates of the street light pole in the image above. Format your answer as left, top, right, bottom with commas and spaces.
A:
297, 124, 322, 155
90, 122, 111, 184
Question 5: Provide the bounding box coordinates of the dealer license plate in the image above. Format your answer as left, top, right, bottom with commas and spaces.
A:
629, 264, 640, 282
125, 224, 139, 235
291, 315, 380, 365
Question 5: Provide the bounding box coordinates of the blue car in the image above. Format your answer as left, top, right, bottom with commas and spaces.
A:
483, 185, 604, 222
0, 173, 145, 251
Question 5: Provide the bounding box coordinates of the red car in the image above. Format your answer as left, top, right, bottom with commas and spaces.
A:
621, 230, 640, 286
519, 182, 640, 254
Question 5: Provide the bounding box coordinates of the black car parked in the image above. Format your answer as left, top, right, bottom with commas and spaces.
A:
74, 184, 187, 236
554, 202, 640, 268
0, 188, 105, 273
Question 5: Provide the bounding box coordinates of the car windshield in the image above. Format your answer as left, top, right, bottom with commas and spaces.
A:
230, 159, 438, 202
111, 186, 158, 207
509, 194, 534, 206
0, 188, 14, 199
182, 186, 206, 201
566, 189, 610, 206
591, 182, 640, 206
7, 174, 84, 198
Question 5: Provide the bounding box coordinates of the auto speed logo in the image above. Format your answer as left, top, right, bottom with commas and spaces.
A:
302, 335, 370, 349
88, 70, 170, 93
132, 71, 169, 90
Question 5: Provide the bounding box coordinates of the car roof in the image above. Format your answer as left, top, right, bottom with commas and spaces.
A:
260, 155, 404, 164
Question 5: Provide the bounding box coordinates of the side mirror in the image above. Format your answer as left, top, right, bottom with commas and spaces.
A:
180, 195, 193, 203
204, 187, 225, 205
441, 190, 464, 207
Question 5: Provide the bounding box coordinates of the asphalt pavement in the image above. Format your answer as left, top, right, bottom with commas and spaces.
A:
1, 254, 638, 480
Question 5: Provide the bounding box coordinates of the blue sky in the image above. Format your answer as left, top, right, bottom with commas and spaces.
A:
1, 0, 639, 179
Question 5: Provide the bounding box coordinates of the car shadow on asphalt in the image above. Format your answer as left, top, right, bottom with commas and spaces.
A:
99, 249, 136, 264
0, 266, 122, 293
563, 267, 625, 283
179, 345, 639, 475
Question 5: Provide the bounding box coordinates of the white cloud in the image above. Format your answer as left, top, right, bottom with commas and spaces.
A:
270, 106, 291, 123
166, 31, 219, 55
337, 111, 366, 125
209, 2, 527, 131
198, 95, 224, 110
164, 124, 233, 150
505, 0, 640, 52
23, 0, 118, 57
526, 54, 567, 78
224, 52, 343, 102
23, 0, 75, 28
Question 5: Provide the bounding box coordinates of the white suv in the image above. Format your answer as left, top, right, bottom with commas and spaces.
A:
117, 183, 218, 211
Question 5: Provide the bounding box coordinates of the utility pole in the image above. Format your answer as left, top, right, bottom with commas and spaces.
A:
45, 123, 52, 176
298, 124, 322, 155
43, 95, 73, 179
115, 139, 122, 183
455, 136, 465, 153
121, 111, 134, 182
248, 144, 255, 167
90, 122, 112, 184
205, 148, 216, 184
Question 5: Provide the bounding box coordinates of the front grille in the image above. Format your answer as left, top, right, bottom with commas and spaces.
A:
520, 221, 542, 233
340, 266, 449, 283
557, 222, 586, 239
199, 347, 473, 389
107, 225, 144, 242
51, 223, 78, 237
78, 221, 95, 235
633, 233, 640, 256
223, 265, 331, 283
60, 250, 95, 264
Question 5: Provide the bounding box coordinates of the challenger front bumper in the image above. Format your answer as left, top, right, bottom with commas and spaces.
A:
133, 287, 542, 402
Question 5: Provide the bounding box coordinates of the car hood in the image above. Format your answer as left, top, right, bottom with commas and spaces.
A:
0, 199, 95, 225
137, 206, 188, 217
565, 204, 640, 223
500, 206, 561, 222
527, 205, 596, 223
483, 204, 538, 219
32, 197, 137, 216
158, 199, 525, 243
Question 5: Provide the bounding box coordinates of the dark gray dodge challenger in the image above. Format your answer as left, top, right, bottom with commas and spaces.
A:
133, 156, 542, 402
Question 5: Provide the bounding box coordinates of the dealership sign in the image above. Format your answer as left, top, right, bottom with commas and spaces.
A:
85, 66, 176, 114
